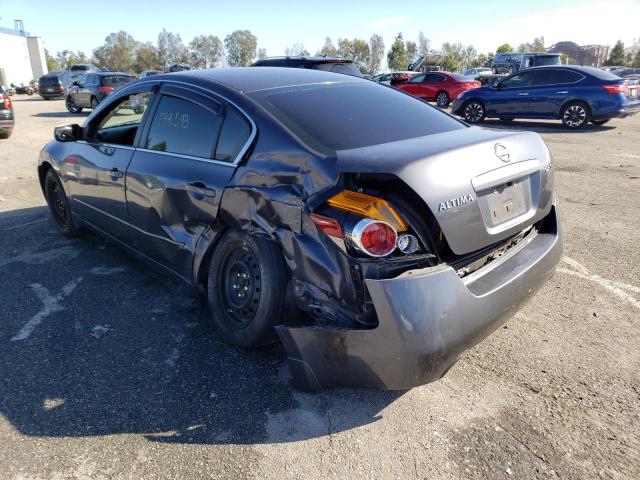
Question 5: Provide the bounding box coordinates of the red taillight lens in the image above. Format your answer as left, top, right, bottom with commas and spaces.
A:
351, 219, 397, 257
2, 95, 11, 109
602, 83, 628, 95
310, 213, 343, 238
98, 86, 115, 93
60, 85, 64, 92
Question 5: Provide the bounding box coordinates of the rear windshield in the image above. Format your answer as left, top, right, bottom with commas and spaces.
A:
534, 55, 561, 66
312, 62, 363, 77
450, 73, 469, 80
39, 76, 60, 87
249, 81, 464, 153
102, 75, 135, 88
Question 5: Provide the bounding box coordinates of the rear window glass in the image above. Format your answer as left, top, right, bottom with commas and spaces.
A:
39, 76, 60, 87
145, 95, 222, 158
249, 81, 464, 153
534, 55, 561, 66
214, 107, 251, 162
312, 62, 363, 77
450, 73, 469, 80
102, 76, 135, 88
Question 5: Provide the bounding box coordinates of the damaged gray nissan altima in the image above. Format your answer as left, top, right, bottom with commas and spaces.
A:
38, 67, 562, 390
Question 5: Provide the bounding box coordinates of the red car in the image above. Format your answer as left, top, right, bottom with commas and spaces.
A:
395, 72, 480, 108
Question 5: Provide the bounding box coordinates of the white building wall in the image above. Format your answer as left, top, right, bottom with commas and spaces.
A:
27, 36, 48, 79
0, 31, 33, 85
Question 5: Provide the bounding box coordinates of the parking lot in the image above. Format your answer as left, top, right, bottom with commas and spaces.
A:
0, 95, 639, 479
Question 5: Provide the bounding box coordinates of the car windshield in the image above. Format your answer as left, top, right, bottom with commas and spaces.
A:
102, 75, 135, 88
535, 56, 561, 66
249, 81, 465, 153
312, 62, 363, 77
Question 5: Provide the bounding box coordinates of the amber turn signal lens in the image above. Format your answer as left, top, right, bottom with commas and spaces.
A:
327, 190, 408, 232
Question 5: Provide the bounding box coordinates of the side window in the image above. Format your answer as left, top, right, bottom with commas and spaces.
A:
94, 92, 155, 146
500, 72, 534, 88
409, 74, 425, 83
145, 95, 222, 158
78, 74, 88, 86
214, 107, 251, 162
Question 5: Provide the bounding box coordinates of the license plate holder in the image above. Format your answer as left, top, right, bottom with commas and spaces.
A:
481, 178, 528, 226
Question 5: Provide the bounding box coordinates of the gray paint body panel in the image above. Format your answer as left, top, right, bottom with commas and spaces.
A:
336, 126, 554, 254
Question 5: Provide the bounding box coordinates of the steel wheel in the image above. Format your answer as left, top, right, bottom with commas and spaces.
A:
562, 103, 589, 129
436, 91, 450, 108
463, 101, 485, 124
220, 247, 262, 327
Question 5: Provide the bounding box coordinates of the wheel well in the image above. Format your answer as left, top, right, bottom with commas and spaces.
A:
38, 162, 53, 193
195, 226, 228, 287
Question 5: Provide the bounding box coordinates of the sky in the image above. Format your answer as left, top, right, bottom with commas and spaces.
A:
1, 0, 639, 64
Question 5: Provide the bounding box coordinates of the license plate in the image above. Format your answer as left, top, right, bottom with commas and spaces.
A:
484, 179, 528, 224
629, 87, 637, 98
44, 88, 53, 92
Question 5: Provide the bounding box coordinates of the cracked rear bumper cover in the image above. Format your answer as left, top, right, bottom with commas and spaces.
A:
276, 206, 562, 391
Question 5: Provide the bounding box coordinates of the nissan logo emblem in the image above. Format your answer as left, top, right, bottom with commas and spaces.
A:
494, 143, 510, 163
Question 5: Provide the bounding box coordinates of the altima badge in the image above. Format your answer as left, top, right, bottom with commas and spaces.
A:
494, 143, 510, 163
439, 194, 474, 211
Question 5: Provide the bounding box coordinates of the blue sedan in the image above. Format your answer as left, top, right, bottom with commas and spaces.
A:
452, 65, 640, 129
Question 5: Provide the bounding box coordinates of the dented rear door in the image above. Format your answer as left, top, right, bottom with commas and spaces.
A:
125, 85, 237, 279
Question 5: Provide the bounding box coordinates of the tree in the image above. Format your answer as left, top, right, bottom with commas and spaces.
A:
318, 37, 337, 57
387, 33, 408, 71
55, 50, 88, 70
518, 36, 545, 53
460, 44, 477, 71
605, 40, 627, 66
350, 39, 370, 74
441, 42, 465, 72
257, 48, 268, 60
632, 49, 640, 68
93, 31, 137, 71
133, 42, 160, 72
45, 49, 60, 71
496, 43, 513, 53
224, 30, 257, 66
368, 34, 384, 74
337, 38, 352, 59
406, 41, 417, 63
157, 29, 189, 67
471, 53, 488, 68
285, 41, 309, 56
189, 35, 223, 68
417, 31, 430, 56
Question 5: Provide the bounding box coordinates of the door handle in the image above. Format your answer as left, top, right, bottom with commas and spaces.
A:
555, 91, 568, 94
109, 167, 124, 179
517, 92, 529, 96
185, 182, 216, 198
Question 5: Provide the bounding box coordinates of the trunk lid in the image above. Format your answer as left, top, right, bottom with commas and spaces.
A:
336, 127, 554, 255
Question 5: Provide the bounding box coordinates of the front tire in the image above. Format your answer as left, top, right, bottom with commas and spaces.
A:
463, 100, 485, 124
65, 96, 82, 113
436, 91, 450, 108
207, 230, 288, 347
44, 169, 82, 237
561, 102, 590, 129
90, 96, 99, 110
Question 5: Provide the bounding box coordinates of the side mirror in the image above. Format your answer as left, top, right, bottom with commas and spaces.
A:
71, 81, 80, 87
494, 82, 503, 90
54, 124, 82, 142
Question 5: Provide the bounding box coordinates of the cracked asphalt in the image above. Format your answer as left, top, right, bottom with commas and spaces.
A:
0, 96, 639, 479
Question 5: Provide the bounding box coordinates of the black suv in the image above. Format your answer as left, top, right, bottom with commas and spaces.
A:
251, 56, 363, 77
38, 73, 70, 100
66, 72, 136, 113
491, 52, 560, 74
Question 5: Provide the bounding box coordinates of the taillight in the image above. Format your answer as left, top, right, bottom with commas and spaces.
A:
60, 85, 64, 92
2, 95, 11, 109
327, 190, 408, 232
351, 219, 397, 257
602, 83, 628, 95
310, 213, 343, 238
98, 86, 115, 93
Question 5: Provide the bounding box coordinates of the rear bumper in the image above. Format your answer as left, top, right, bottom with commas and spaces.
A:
277, 206, 562, 390
0, 118, 14, 132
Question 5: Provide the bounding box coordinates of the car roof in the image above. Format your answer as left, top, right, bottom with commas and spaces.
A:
95, 71, 134, 76
168, 67, 364, 93
256, 56, 353, 63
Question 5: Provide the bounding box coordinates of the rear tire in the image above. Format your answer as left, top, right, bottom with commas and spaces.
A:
436, 91, 450, 108
207, 230, 288, 347
65, 96, 82, 113
508, 65, 515, 74
44, 169, 82, 237
561, 101, 590, 129
462, 100, 485, 124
